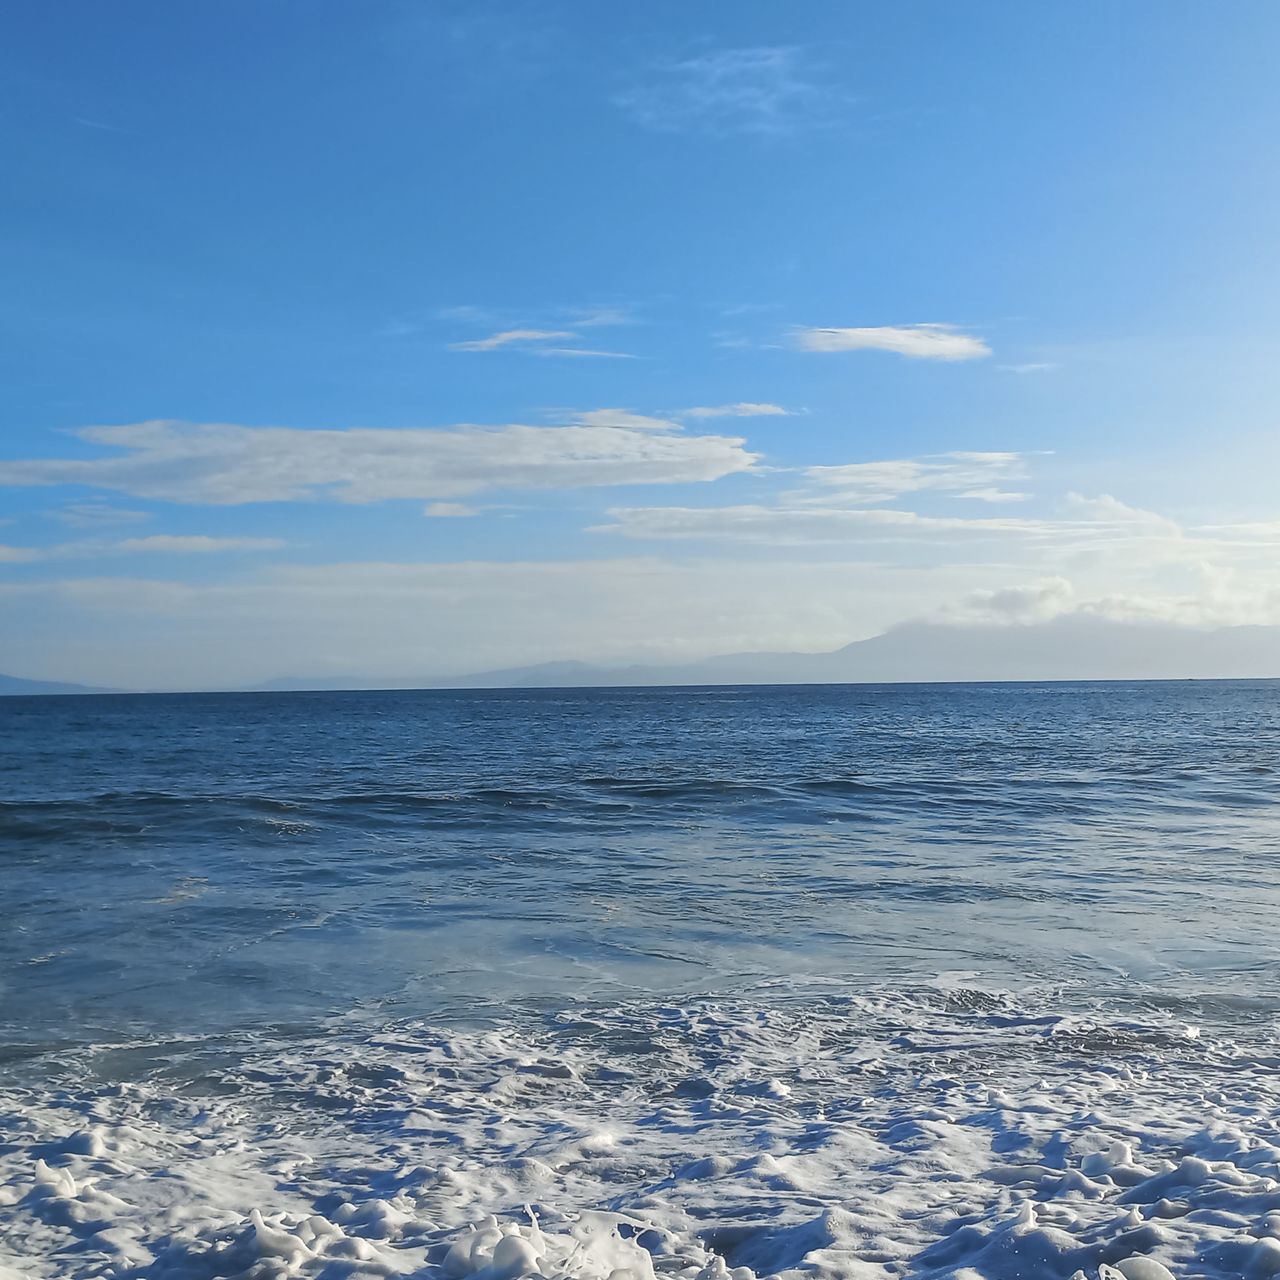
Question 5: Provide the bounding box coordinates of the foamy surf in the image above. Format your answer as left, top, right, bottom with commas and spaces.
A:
3, 990, 1279, 1280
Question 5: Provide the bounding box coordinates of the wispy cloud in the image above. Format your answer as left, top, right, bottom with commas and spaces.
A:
588, 462, 1251, 561
593, 504, 1053, 546
532, 346, 636, 359
803, 452, 1027, 505
939, 578, 1078, 624
424, 503, 481, 518
447, 328, 576, 352
588, 453, 1040, 545
0, 419, 757, 505
0, 545, 41, 563
958, 487, 1030, 504
998, 362, 1057, 374
590, 496, 1227, 550
48, 502, 151, 528
794, 324, 992, 360
571, 410, 679, 431
562, 306, 634, 328
681, 403, 789, 419
446, 322, 634, 358
617, 46, 841, 136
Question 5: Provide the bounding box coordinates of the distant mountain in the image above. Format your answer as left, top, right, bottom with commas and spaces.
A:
258, 660, 604, 692
438, 618, 1280, 688
259, 617, 1280, 692
431, 660, 608, 688
0, 672, 112, 696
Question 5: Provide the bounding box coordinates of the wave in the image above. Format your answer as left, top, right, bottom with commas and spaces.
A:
5, 758, 1275, 850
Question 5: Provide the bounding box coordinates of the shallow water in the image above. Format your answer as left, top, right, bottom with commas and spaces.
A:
2, 681, 1279, 1279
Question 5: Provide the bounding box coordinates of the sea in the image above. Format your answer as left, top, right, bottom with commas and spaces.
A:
2, 681, 1279, 1280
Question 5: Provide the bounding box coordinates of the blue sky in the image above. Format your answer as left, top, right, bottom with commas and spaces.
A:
3, 1, 1280, 687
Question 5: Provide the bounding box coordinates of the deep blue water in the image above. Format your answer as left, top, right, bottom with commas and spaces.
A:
3, 681, 1280, 1055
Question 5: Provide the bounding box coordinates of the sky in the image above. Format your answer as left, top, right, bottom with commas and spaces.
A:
3, 0, 1280, 689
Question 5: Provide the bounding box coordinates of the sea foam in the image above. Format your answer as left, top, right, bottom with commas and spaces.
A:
3, 990, 1279, 1279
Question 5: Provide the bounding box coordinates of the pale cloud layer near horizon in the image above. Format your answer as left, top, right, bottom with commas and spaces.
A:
3, 3, 1280, 686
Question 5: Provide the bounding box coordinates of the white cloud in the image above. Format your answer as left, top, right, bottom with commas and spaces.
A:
926, 575, 1280, 631
793, 324, 991, 360
681, 403, 789, 419
0, 419, 757, 505
588, 467, 1252, 556
1190, 520, 1280, 543
803, 452, 1027, 504
939, 577, 1077, 624
616, 46, 840, 136
447, 328, 576, 352
998, 362, 1057, 374
958, 488, 1030, 504
1064, 492, 1180, 533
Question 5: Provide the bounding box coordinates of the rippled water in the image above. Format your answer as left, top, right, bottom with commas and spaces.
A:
2, 681, 1280, 1279
5, 681, 1279, 1047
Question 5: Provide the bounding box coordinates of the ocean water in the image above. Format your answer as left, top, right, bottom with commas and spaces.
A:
2, 681, 1279, 1280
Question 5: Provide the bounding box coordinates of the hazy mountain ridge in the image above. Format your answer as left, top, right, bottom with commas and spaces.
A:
0, 673, 113, 696
257, 617, 1280, 693
7, 617, 1278, 694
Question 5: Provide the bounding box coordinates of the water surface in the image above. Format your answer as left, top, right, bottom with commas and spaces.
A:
2, 681, 1279, 1279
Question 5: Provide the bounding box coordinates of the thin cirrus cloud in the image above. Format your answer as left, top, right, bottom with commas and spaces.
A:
448, 327, 634, 359
587, 451, 1043, 545
589, 499, 1204, 549
616, 46, 841, 136
589, 454, 1226, 554
593, 499, 1274, 555
562, 306, 633, 328
531, 347, 636, 359
803, 452, 1028, 505
681, 403, 789, 419
563, 406, 787, 431
48, 502, 152, 527
447, 328, 576, 351
424, 503, 481, 518
0, 544, 41, 563
592, 504, 1055, 546
570, 409, 679, 431
794, 324, 992, 360
0, 419, 758, 505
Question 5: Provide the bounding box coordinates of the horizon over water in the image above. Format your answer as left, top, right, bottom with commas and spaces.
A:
4, 680, 1280, 1280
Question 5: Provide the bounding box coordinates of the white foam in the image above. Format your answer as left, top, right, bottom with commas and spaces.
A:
3, 993, 1280, 1279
